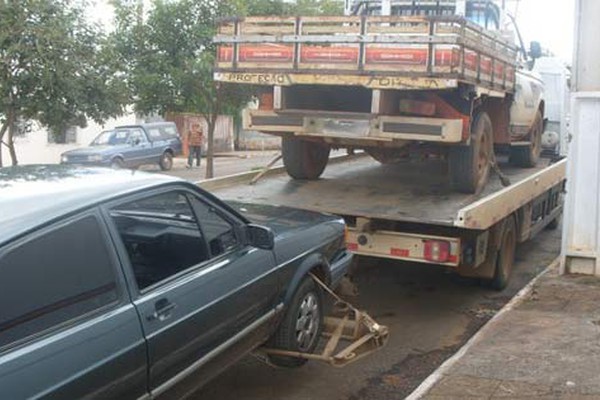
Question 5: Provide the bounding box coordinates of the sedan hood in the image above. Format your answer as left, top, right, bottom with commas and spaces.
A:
226, 201, 342, 235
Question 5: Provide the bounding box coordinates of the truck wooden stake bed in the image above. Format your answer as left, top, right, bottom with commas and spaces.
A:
214, 0, 545, 194
203, 155, 565, 290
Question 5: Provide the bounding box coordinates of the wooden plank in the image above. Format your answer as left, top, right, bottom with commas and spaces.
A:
298, 63, 361, 71
214, 71, 460, 90
301, 25, 361, 34
366, 25, 429, 34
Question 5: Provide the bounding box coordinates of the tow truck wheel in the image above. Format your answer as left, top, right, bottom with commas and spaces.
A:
282, 137, 330, 180
490, 216, 517, 291
510, 110, 543, 168
449, 111, 494, 194
268, 275, 323, 368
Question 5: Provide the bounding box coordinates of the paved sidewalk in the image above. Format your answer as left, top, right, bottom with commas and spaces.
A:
139, 150, 282, 181
418, 266, 600, 400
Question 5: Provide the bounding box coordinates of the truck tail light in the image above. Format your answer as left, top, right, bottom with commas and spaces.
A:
344, 226, 359, 251
423, 240, 450, 263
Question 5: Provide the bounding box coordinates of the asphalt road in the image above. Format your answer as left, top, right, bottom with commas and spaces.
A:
190, 226, 561, 400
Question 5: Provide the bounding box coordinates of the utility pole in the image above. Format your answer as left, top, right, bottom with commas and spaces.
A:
561, 0, 600, 275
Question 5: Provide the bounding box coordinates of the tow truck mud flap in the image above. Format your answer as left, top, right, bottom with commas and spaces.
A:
255, 274, 389, 368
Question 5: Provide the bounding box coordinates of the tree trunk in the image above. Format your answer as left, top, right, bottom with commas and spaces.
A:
0, 120, 8, 168
0, 109, 14, 168
205, 116, 217, 179
7, 116, 18, 166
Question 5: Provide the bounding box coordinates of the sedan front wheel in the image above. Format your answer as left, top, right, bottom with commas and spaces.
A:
268, 275, 323, 367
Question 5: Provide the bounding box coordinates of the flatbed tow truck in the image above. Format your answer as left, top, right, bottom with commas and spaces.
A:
202, 154, 565, 290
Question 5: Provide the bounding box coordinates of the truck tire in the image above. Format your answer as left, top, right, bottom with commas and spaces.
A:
449, 111, 494, 194
268, 276, 323, 368
510, 110, 543, 168
282, 137, 330, 180
159, 151, 173, 171
490, 216, 517, 291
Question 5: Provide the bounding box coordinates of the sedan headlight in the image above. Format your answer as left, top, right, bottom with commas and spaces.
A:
87, 155, 103, 162
60, 155, 68, 163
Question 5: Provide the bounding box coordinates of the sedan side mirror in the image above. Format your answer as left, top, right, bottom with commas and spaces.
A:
247, 224, 275, 250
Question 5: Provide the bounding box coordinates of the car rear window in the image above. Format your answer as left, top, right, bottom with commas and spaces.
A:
0, 215, 120, 350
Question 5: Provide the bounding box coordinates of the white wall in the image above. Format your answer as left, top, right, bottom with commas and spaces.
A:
1, 114, 137, 165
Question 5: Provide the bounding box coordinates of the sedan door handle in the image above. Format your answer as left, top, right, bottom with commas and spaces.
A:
147, 299, 176, 322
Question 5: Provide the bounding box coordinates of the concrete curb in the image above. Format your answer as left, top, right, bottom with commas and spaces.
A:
196, 152, 366, 191
405, 256, 561, 400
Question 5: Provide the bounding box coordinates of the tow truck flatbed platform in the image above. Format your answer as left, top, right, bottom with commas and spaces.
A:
207, 156, 566, 231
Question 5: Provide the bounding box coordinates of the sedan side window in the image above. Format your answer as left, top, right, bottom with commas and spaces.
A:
0, 215, 120, 350
189, 197, 239, 258
109, 192, 209, 291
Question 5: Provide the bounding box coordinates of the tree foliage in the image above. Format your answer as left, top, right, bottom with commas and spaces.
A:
245, 0, 345, 16
0, 0, 127, 166
112, 0, 253, 178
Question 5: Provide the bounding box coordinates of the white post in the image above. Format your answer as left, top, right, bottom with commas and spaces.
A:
561, 0, 600, 275
455, 0, 467, 16
381, 0, 391, 16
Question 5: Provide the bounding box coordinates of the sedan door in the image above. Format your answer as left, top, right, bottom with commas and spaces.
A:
0, 211, 147, 400
104, 188, 280, 398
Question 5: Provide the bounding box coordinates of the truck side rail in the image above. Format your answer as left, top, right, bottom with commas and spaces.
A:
214, 15, 517, 92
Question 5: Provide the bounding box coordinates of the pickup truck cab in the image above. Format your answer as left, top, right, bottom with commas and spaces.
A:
60, 121, 183, 171
0, 165, 351, 399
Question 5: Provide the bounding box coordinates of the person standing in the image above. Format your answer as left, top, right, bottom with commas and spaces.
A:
186, 122, 203, 168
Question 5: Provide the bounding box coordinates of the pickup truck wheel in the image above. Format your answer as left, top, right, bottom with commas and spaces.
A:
282, 137, 330, 180
449, 111, 494, 194
490, 216, 517, 291
510, 110, 543, 168
268, 276, 323, 368
159, 151, 173, 171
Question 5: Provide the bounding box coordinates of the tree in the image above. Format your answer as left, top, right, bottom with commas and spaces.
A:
244, 0, 344, 16
112, 0, 252, 179
291, 0, 345, 15
0, 0, 127, 167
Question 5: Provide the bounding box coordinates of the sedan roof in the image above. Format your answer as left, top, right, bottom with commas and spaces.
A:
0, 165, 184, 246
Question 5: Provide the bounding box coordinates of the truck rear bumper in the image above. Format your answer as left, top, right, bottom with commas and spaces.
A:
345, 227, 462, 268
244, 110, 464, 144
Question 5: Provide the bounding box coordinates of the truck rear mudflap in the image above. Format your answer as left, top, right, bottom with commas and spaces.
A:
245, 109, 464, 144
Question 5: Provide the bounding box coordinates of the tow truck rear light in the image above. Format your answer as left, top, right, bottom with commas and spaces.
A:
423, 240, 450, 263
